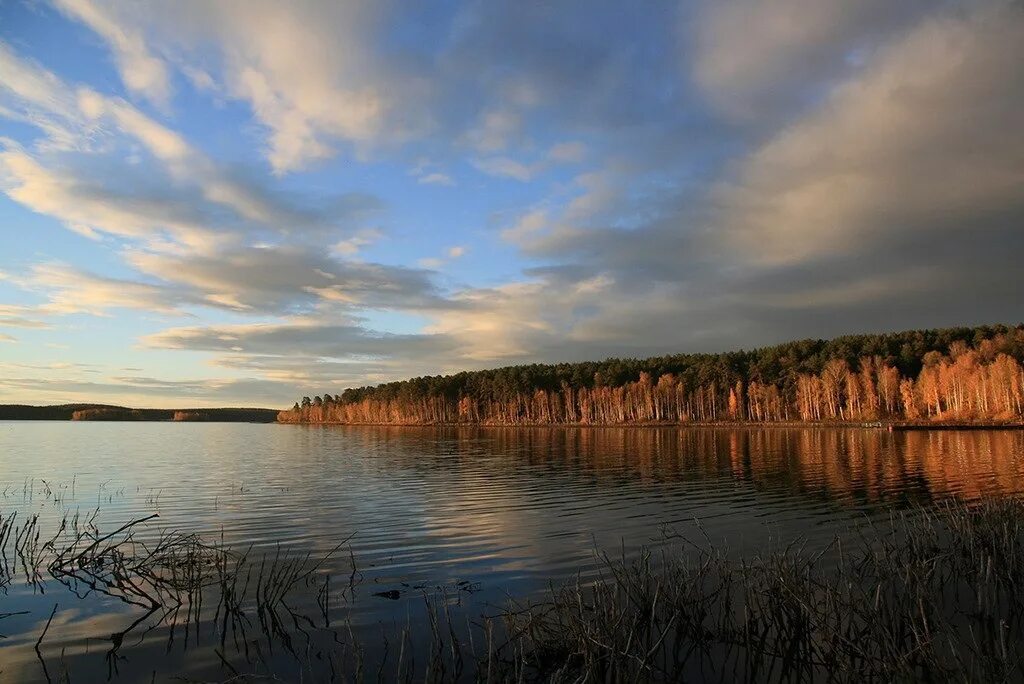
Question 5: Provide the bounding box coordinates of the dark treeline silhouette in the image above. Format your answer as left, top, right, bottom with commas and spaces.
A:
0, 404, 279, 422
280, 324, 1024, 425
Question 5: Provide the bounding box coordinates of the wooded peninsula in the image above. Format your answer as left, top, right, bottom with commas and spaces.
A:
279, 324, 1024, 426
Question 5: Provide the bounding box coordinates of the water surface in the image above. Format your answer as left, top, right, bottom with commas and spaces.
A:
1, 423, 1023, 682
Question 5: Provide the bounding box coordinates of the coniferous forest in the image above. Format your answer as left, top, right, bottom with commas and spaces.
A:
279, 325, 1024, 425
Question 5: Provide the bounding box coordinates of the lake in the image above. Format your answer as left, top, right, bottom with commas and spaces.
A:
1, 423, 1023, 682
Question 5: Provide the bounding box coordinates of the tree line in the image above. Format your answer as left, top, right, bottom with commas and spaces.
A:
279, 324, 1024, 425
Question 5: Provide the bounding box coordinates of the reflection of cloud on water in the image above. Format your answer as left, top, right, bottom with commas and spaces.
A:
1, 601, 231, 683
0, 603, 138, 683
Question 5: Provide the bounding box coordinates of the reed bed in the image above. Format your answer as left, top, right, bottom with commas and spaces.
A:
3, 497, 1024, 682
483, 498, 1024, 683
0, 504, 351, 680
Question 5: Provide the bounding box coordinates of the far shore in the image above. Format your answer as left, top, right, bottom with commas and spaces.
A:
275, 419, 1024, 431
5, 405, 1022, 430
0, 403, 278, 423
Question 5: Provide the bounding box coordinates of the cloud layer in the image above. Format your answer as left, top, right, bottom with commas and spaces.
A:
0, 0, 1021, 407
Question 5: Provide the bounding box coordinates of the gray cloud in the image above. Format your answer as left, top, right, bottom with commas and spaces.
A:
143, 319, 459, 363
689, 0, 933, 119
474, 2, 1024, 358
126, 245, 456, 315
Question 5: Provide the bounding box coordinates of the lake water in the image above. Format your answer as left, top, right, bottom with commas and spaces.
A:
1, 423, 1024, 682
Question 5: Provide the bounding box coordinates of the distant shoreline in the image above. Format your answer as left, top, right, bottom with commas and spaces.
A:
0, 404, 278, 423
4, 407, 1020, 430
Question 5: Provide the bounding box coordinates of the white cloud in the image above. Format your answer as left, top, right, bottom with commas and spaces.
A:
17, 263, 186, 316
0, 44, 383, 255
118, 0, 429, 174
418, 172, 455, 186
424, 274, 623, 362
464, 109, 521, 153
0, 146, 225, 252
53, 0, 172, 107
0, 305, 52, 329
417, 245, 467, 270
332, 228, 382, 257
547, 141, 585, 164
473, 142, 586, 182
500, 209, 547, 244
472, 156, 536, 182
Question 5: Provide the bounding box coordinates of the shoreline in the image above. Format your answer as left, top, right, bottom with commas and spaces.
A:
274, 419, 1024, 430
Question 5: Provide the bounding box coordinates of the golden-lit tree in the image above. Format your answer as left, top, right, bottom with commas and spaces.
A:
278, 328, 1024, 426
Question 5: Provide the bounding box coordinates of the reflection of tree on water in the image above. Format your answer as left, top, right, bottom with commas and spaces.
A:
353, 425, 1024, 504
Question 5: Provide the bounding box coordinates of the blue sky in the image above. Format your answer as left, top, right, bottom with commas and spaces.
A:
0, 0, 1022, 408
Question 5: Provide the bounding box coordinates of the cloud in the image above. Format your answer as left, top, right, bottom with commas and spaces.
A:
443, 1, 685, 135
500, 210, 548, 244
419, 273, 709, 363
0, 43, 383, 253
417, 245, 467, 270
126, 245, 452, 314
144, 318, 458, 364
0, 146, 227, 252
53, 0, 172, 107
456, 3, 1024, 362
463, 109, 522, 153
0, 333, 16, 343
0, 244, 464, 320
717, 3, 1024, 266
18, 263, 188, 316
3, 1, 1023, 410
212, 354, 396, 387
418, 172, 455, 186
473, 142, 588, 182
0, 42, 97, 152
691, 0, 929, 118
547, 141, 586, 164
0, 371, 300, 407
332, 228, 383, 256
123, 0, 428, 174
0, 305, 51, 329
472, 156, 536, 182
58, 1, 689, 174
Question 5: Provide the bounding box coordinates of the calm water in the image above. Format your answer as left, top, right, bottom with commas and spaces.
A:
1, 423, 1024, 682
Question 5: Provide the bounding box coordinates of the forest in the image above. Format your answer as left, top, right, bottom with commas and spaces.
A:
279, 324, 1024, 426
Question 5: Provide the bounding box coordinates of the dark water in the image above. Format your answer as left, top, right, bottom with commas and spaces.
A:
1, 423, 1023, 682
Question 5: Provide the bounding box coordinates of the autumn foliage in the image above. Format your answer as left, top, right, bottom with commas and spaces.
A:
280, 325, 1024, 425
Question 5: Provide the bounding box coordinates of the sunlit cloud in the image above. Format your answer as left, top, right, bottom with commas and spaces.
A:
52, 0, 172, 107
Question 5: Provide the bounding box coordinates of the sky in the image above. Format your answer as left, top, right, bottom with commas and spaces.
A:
0, 0, 1022, 409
